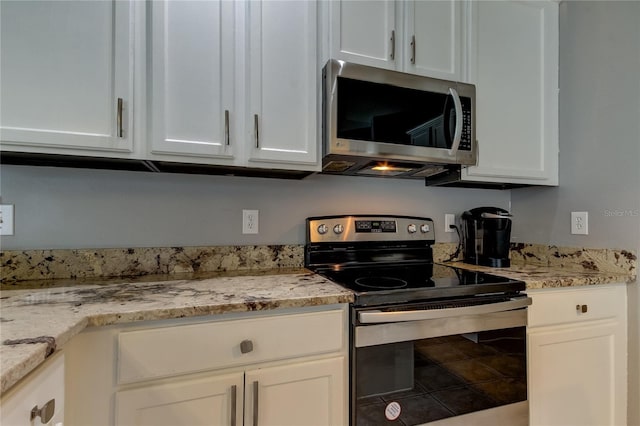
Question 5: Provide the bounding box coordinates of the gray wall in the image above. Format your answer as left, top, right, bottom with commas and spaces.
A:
0, 164, 509, 250
511, 2, 640, 423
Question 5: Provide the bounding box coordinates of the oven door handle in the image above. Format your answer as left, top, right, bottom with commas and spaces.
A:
358, 297, 532, 324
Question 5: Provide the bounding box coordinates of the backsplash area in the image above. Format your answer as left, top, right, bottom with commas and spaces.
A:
510, 243, 637, 275
0, 245, 302, 283
1, 243, 635, 284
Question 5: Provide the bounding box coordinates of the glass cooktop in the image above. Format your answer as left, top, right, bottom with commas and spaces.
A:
318, 263, 525, 307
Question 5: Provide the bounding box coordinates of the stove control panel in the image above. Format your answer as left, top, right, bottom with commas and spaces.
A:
307, 215, 436, 243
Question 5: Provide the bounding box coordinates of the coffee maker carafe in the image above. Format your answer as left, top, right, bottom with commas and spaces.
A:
461, 207, 512, 267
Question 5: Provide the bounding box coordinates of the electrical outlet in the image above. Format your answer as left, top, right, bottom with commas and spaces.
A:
445, 214, 455, 233
242, 209, 259, 234
571, 211, 588, 235
0, 204, 15, 236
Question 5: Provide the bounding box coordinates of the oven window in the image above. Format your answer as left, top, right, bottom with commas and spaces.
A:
355, 327, 526, 425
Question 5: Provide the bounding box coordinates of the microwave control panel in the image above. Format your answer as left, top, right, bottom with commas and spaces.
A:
459, 97, 472, 152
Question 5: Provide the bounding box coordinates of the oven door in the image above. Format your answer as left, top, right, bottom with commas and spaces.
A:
352, 296, 531, 426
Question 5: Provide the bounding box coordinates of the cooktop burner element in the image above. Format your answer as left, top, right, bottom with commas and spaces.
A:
304, 215, 525, 307
354, 276, 408, 289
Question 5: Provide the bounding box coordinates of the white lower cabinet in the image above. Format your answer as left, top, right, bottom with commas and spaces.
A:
115, 357, 344, 426
0, 352, 65, 426
66, 305, 348, 426
116, 372, 244, 426
245, 358, 345, 426
527, 284, 627, 426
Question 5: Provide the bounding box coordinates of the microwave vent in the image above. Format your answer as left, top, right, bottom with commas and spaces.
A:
413, 165, 449, 178
323, 160, 356, 173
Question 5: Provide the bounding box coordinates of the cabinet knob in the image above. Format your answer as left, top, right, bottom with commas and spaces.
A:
240, 339, 254, 354
576, 304, 588, 313
31, 399, 55, 424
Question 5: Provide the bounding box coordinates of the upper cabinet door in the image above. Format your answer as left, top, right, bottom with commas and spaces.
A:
0, 1, 134, 154
463, 0, 559, 185
404, 0, 466, 81
247, 0, 319, 169
330, 0, 397, 70
148, 0, 235, 160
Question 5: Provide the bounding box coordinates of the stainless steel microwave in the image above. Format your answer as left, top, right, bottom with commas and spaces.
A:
322, 59, 476, 179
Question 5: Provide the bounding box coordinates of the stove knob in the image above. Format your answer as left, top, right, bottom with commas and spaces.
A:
420, 224, 430, 233
407, 224, 417, 233
317, 224, 328, 235
333, 224, 344, 234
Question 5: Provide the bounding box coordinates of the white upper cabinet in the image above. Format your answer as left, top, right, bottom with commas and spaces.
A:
404, 0, 466, 81
148, 0, 236, 161
463, 0, 559, 186
329, 0, 467, 81
330, 0, 397, 70
148, 0, 319, 171
0, 0, 135, 155
246, 0, 319, 168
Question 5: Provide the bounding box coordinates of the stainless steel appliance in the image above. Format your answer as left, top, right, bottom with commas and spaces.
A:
322, 60, 476, 179
305, 215, 530, 426
461, 207, 513, 268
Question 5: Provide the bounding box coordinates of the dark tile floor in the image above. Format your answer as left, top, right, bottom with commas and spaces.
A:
356, 329, 527, 426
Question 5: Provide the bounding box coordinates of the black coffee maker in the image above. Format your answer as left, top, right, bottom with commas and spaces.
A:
461, 207, 512, 267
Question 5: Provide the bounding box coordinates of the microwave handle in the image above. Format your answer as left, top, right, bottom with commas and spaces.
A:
447, 87, 463, 156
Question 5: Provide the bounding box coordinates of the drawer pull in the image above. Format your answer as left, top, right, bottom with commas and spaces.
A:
576, 304, 588, 313
240, 339, 254, 354
31, 399, 55, 424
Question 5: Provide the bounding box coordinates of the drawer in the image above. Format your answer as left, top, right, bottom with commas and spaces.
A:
117, 308, 346, 384
528, 284, 626, 328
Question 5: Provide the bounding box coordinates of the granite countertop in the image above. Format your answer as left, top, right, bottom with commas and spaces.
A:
1, 260, 636, 396
445, 261, 636, 289
0, 269, 354, 394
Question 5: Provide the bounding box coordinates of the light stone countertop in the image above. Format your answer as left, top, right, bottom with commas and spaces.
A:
444, 261, 636, 289
0, 269, 354, 394
1, 261, 636, 396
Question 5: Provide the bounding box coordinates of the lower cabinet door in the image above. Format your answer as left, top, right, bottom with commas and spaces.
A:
245, 357, 346, 426
528, 319, 625, 426
1, 352, 65, 426
115, 372, 244, 426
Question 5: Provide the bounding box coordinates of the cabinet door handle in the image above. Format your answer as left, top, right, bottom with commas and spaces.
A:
410, 35, 416, 64
390, 30, 395, 60
252, 381, 259, 426
240, 339, 254, 354
254, 114, 260, 148
117, 98, 124, 138
576, 304, 588, 313
230, 385, 237, 426
224, 110, 230, 146
31, 399, 56, 424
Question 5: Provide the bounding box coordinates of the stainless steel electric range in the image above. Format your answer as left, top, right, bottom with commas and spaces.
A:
305, 215, 531, 426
